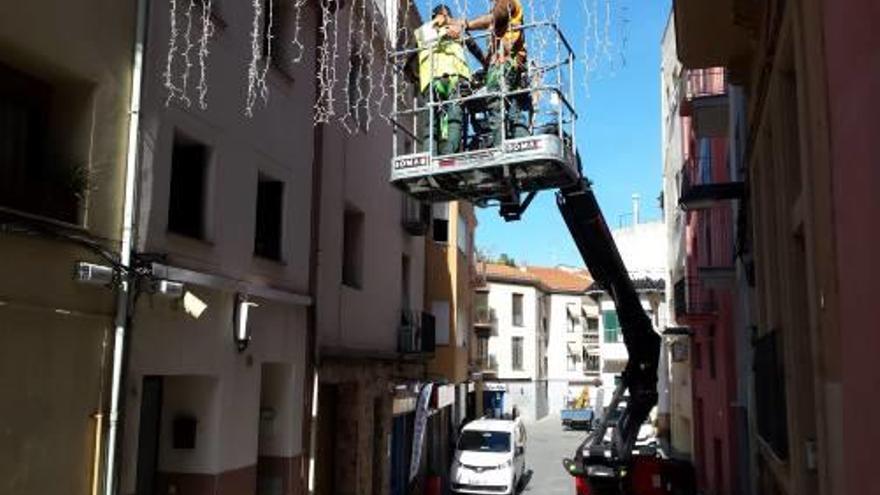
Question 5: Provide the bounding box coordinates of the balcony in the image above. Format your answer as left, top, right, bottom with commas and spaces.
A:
678, 155, 745, 211
474, 306, 497, 334
673, 0, 753, 69
673, 276, 718, 323
475, 354, 499, 377
401, 193, 429, 236
679, 68, 729, 139
582, 332, 600, 346
584, 354, 600, 376
398, 310, 436, 354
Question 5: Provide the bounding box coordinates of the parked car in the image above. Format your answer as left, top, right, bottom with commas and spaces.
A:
450, 418, 527, 494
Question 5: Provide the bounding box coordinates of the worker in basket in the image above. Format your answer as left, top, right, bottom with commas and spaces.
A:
452, 0, 530, 148
414, 4, 485, 156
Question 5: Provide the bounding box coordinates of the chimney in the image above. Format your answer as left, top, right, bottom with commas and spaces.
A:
632, 193, 641, 226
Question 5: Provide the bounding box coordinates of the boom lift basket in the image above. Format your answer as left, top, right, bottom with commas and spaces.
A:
389, 21, 580, 206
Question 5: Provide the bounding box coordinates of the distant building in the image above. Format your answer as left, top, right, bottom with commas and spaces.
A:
474, 263, 594, 421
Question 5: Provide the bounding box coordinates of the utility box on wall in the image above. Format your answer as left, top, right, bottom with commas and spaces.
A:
172, 415, 197, 450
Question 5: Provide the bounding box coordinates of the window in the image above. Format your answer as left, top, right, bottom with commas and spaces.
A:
168, 133, 209, 239
457, 431, 511, 453
432, 301, 450, 345
432, 202, 449, 243
709, 337, 717, 379
511, 337, 523, 371
603, 310, 620, 343
254, 174, 283, 260
342, 207, 364, 288
567, 352, 578, 371
585, 354, 600, 373
586, 316, 599, 332
0, 61, 89, 223
512, 293, 524, 326
401, 255, 411, 310
566, 304, 578, 333
477, 335, 489, 363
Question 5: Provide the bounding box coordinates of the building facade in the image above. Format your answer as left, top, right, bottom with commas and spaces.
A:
474, 263, 595, 421
476, 264, 549, 422
120, 2, 318, 494
660, 14, 696, 460
673, 0, 880, 494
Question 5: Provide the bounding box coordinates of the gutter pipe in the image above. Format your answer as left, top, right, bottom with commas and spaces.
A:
103, 0, 147, 493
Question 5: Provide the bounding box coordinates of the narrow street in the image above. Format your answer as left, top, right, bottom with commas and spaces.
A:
519, 414, 586, 495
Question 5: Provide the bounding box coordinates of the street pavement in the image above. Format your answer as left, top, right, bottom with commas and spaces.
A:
518, 413, 587, 495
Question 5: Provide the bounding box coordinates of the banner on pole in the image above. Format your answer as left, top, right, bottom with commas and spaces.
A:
409, 382, 434, 482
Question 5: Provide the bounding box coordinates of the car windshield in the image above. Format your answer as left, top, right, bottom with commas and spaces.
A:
457, 430, 511, 453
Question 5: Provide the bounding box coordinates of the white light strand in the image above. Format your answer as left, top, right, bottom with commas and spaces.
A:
246, 0, 274, 117
339, 0, 359, 133
178, 0, 197, 107
363, 0, 379, 131
375, 0, 393, 121
355, 0, 369, 129
246, 0, 264, 117
314, 0, 339, 124
163, 0, 182, 106
290, 0, 308, 63
196, 0, 214, 109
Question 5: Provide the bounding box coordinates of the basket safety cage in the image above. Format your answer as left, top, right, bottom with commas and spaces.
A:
389, 20, 581, 209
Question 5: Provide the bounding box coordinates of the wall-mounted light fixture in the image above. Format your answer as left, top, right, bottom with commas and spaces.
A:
233, 293, 258, 352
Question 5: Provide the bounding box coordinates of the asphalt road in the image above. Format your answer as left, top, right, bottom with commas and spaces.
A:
519, 414, 587, 495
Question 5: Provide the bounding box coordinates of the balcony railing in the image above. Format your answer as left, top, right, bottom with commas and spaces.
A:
401, 194, 429, 236
582, 333, 600, 345
398, 310, 436, 354
682, 68, 727, 100
679, 68, 729, 138
679, 155, 744, 211
673, 276, 718, 321
474, 306, 497, 329
481, 355, 499, 372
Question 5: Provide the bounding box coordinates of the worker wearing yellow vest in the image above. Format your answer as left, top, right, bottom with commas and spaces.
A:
453, 0, 530, 147
415, 4, 472, 156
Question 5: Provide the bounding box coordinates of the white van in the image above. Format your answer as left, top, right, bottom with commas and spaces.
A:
450, 418, 527, 494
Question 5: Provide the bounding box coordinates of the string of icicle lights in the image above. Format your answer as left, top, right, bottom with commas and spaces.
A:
161, 0, 629, 131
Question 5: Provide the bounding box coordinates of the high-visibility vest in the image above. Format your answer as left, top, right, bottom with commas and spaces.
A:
416, 22, 471, 93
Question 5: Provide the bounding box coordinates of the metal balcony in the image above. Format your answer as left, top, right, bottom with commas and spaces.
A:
678, 155, 744, 211
398, 310, 436, 354
474, 306, 497, 333
477, 355, 499, 376
673, 276, 718, 323
672, 1, 752, 70
401, 193, 429, 236
679, 68, 729, 138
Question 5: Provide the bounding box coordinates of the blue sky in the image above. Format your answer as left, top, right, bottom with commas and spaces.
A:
415, 0, 671, 266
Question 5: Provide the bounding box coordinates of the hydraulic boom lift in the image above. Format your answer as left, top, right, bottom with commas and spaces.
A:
389, 19, 685, 495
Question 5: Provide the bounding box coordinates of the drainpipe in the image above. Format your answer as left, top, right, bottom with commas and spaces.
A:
103, 0, 147, 493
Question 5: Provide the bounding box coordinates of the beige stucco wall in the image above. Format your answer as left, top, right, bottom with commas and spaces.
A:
0, 0, 136, 493
426, 201, 476, 383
